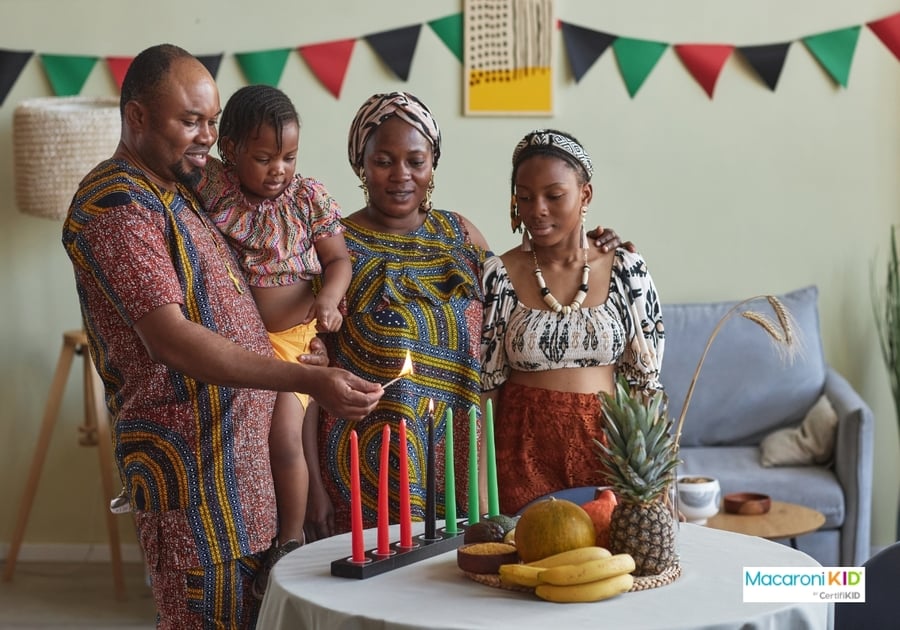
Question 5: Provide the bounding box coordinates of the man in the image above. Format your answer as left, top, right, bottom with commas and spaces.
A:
61, 44, 381, 628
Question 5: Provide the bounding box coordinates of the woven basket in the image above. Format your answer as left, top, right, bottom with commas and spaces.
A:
14, 96, 120, 220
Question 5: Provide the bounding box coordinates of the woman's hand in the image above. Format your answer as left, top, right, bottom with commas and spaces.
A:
586, 225, 636, 253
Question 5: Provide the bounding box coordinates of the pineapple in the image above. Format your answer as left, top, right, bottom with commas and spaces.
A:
594, 377, 681, 576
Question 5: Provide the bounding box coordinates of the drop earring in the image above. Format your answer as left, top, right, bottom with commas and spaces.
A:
419, 172, 435, 213
580, 206, 588, 249
358, 169, 370, 206
521, 229, 532, 252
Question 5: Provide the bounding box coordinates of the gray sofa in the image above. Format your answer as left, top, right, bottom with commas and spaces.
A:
660, 285, 874, 566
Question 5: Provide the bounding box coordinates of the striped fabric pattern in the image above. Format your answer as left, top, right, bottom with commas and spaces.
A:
62, 158, 277, 571
319, 210, 486, 532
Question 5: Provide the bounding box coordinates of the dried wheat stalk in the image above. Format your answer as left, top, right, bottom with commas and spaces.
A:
673, 295, 801, 447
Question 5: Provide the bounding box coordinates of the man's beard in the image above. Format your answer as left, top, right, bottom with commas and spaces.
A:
173, 162, 202, 189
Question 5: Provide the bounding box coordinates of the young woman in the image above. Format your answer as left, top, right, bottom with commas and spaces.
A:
481, 129, 665, 515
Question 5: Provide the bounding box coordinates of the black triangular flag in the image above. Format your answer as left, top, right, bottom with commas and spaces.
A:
365, 24, 422, 81
0, 49, 33, 106
560, 22, 616, 83
738, 43, 791, 91
197, 53, 224, 79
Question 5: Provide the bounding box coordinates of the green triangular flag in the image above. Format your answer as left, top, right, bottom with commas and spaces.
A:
802, 25, 861, 88
40, 54, 98, 96
234, 48, 291, 86
428, 13, 463, 62
612, 37, 668, 98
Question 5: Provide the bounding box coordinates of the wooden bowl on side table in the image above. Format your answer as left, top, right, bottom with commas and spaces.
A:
723, 492, 772, 515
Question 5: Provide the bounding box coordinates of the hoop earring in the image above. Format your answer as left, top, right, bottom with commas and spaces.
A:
419, 173, 435, 213
358, 170, 370, 206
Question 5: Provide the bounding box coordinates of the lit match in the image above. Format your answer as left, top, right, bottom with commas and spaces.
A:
383, 350, 413, 388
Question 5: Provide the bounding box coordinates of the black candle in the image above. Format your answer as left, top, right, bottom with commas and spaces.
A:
425, 398, 436, 539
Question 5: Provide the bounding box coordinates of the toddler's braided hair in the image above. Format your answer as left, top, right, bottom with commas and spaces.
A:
218, 85, 300, 160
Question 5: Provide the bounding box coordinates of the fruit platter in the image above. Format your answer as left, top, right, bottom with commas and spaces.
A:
457, 493, 681, 603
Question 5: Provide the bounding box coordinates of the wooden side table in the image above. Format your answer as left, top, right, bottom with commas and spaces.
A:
706, 500, 825, 548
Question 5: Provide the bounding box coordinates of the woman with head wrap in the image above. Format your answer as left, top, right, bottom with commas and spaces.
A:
481, 129, 665, 515
304, 96, 628, 538
304, 92, 490, 538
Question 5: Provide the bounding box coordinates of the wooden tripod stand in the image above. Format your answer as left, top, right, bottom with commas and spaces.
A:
2, 329, 126, 601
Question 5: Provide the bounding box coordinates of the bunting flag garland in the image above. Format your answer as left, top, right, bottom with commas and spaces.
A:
428, 14, 464, 62
612, 37, 669, 98
1, 11, 899, 106
106, 57, 133, 89
560, 22, 616, 83
867, 13, 900, 61
674, 44, 734, 99
234, 48, 291, 86
298, 39, 356, 99
364, 24, 422, 81
40, 54, 99, 96
738, 43, 792, 91
0, 49, 32, 106
801, 26, 861, 87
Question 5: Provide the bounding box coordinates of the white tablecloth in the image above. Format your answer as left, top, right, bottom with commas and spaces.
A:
257, 523, 831, 630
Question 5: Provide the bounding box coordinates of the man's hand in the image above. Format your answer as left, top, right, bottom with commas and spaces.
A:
309, 369, 382, 421
586, 225, 636, 253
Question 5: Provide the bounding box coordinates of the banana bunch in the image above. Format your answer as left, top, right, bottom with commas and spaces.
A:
499, 547, 636, 603
535, 553, 635, 603
499, 546, 610, 588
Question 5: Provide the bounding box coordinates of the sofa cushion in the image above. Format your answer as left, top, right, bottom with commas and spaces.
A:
759, 394, 838, 467
660, 286, 827, 446
678, 446, 844, 529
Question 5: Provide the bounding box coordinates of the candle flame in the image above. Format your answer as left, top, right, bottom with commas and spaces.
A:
428, 397, 434, 413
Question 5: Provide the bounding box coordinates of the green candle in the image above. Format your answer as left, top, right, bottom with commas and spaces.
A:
485, 398, 499, 517
468, 404, 479, 525
444, 407, 458, 533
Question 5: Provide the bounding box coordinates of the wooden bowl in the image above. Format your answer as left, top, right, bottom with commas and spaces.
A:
723, 492, 772, 515
456, 542, 519, 575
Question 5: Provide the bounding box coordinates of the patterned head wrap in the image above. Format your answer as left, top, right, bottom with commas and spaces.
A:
347, 91, 442, 175
510, 129, 593, 232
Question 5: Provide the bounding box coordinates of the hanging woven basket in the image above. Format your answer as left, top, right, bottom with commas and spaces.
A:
13, 96, 120, 220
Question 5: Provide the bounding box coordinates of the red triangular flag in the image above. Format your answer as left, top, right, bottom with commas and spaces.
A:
868, 12, 900, 62
106, 56, 133, 89
298, 39, 356, 99
674, 44, 734, 98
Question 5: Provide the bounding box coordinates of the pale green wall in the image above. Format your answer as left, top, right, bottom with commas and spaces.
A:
1, 0, 898, 556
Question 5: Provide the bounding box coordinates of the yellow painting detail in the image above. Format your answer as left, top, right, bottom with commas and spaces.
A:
467, 68, 552, 114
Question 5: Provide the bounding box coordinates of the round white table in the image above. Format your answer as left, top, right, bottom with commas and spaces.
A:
257, 522, 831, 630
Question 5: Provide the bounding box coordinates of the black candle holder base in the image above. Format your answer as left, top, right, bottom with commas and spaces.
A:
331, 525, 467, 579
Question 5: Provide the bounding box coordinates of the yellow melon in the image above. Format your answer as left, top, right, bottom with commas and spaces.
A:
514, 497, 597, 563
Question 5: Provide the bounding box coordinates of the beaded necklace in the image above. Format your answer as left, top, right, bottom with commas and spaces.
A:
530, 243, 590, 315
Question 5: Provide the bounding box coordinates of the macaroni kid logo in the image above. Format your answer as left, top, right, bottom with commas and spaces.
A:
742, 567, 865, 603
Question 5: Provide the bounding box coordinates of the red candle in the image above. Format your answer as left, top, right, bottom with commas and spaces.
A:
350, 430, 365, 562
398, 418, 412, 547
377, 423, 391, 555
